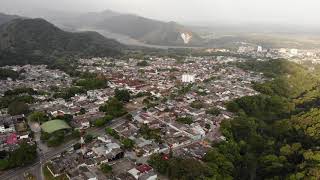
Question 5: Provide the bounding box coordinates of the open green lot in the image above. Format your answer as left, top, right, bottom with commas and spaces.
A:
41, 120, 71, 134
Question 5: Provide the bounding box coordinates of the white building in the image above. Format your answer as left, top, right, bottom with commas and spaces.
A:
290, 49, 298, 56
181, 33, 192, 44
0, 125, 15, 133
182, 74, 195, 83
257, 46, 263, 52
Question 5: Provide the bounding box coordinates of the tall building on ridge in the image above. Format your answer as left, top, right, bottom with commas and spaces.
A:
257, 46, 263, 52
182, 74, 195, 83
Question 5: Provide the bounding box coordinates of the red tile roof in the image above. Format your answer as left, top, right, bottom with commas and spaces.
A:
6, 133, 18, 145
136, 164, 152, 173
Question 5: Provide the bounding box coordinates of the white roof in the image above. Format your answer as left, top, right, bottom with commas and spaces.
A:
128, 168, 139, 179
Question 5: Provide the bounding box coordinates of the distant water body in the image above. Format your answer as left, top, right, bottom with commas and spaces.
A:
78, 28, 203, 49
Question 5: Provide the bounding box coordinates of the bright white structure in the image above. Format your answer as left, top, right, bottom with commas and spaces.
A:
290, 49, 298, 56
181, 33, 192, 44
257, 46, 263, 52
182, 74, 195, 83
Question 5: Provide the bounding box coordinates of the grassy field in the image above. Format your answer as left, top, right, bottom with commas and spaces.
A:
41, 120, 71, 134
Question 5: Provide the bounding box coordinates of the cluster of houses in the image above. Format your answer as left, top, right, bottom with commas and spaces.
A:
235, 45, 320, 64
0, 55, 267, 178
46, 133, 157, 180
30, 88, 114, 130
0, 115, 31, 151
0, 65, 72, 95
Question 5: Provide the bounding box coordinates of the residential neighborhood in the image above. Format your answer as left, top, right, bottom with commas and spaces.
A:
3, 45, 319, 179
0, 53, 269, 180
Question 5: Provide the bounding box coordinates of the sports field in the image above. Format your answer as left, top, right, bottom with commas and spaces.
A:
41, 120, 71, 134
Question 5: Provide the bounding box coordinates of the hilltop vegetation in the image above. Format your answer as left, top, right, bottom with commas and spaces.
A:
237, 59, 319, 98
217, 60, 320, 179
0, 68, 20, 80
0, 18, 124, 66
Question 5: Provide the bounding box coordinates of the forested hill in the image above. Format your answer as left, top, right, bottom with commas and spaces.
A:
0, 18, 124, 66
219, 60, 320, 179
148, 59, 320, 179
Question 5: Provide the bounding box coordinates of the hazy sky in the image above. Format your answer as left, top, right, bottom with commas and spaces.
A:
0, 0, 319, 26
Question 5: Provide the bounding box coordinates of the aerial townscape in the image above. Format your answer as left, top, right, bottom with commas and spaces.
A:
1, 0, 320, 180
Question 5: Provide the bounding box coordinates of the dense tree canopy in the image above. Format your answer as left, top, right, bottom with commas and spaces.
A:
0, 142, 37, 170
53, 86, 86, 100
176, 116, 193, 125
121, 138, 135, 150
99, 97, 127, 117
76, 77, 108, 90
8, 101, 29, 115
115, 89, 131, 102
209, 60, 320, 179
0, 68, 20, 80
28, 111, 49, 123
148, 154, 212, 180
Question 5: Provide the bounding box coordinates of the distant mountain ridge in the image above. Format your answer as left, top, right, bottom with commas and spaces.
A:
0, 18, 124, 65
52, 10, 204, 46
0, 13, 21, 26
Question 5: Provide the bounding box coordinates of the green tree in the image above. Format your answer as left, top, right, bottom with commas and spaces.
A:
94, 118, 106, 127
94, 115, 114, 127
115, 89, 131, 102
76, 78, 107, 90
190, 100, 204, 109
148, 154, 169, 174
176, 116, 193, 125
203, 149, 234, 179
99, 97, 126, 117
7, 141, 37, 168
0, 159, 9, 170
79, 108, 86, 115
257, 154, 288, 178
28, 111, 48, 123
8, 101, 29, 115
0, 68, 19, 80
121, 138, 135, 150
206, 107, 221, 116
84, 134, 94, 143
137, 60, 149, 66
100, 163, 112, 174
139, 124, 162, 143
73, 143, 81, 150
105, 128, 120, 139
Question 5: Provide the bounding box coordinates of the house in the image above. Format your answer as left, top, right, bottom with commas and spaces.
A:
0, 124, 15, 134
50, 110, 65, 117
72, 112, 105, 129
6, 133, 18, 145
128, 164, 157, 180
68, 166, 100, 180
92, 141, 124, 162
0, 115, 25, 134
47, 152, 83, 177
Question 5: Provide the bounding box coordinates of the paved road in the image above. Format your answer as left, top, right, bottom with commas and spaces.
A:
0, 110, 139, 180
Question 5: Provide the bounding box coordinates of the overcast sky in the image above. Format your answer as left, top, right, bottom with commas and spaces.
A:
0, 0, 319, 26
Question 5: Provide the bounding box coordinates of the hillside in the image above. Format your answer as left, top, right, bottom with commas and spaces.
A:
53, 10, 204, 46
208, 60, 320, 179
0, 18, 124, 65
0, 13, 21, 26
